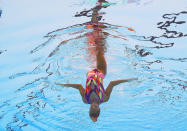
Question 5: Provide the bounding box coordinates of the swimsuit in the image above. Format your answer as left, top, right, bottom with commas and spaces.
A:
85, 69, 105, 104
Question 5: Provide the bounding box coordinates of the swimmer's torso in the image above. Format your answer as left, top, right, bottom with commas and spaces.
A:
83, 69, 105, 104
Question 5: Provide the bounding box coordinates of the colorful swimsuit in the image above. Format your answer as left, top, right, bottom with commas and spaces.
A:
84, 69, 105, 104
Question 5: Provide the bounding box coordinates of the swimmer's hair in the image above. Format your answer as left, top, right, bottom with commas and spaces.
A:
89, 105, 100, 118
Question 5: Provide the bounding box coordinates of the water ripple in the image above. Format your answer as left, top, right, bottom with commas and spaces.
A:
1, 0, 187, 130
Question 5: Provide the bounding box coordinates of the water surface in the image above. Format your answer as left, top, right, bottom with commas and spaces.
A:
0, 0, 187, 130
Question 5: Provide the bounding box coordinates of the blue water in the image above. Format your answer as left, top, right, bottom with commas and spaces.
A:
0, 0, 187, 130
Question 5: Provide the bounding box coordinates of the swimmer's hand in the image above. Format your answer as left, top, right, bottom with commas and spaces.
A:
55, 83, 85, 98
104, 78, 138, 102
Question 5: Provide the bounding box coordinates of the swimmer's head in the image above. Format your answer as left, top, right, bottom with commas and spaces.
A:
89, 102, 100, 122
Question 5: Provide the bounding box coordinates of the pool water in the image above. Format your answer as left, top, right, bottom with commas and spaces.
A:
0, 0, 187, 130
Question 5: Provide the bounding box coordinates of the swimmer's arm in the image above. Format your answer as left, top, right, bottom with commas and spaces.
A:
55, 83, 85, 98
104, 78, 137, 102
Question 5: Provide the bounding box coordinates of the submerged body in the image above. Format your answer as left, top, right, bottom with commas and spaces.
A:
56, 0, 137, 122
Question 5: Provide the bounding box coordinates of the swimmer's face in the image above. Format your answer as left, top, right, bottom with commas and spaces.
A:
89, 103, 100, 122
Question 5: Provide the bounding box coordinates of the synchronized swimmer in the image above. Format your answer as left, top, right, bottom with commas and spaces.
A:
56, 0, 137, 122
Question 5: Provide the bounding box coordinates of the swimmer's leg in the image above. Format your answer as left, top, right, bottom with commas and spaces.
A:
96, 49, 107, 76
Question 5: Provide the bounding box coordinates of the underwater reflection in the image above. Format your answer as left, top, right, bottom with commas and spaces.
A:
128, 11, 187, 106
130, 11, 187, 59
3, 0, 187, 130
